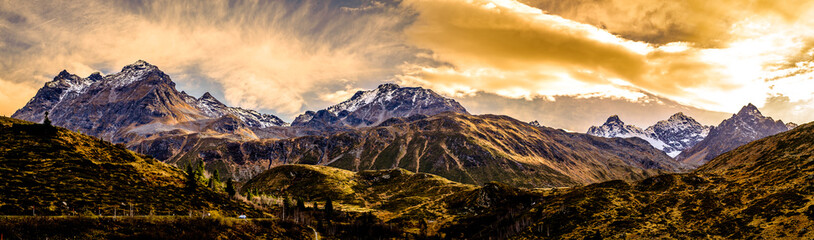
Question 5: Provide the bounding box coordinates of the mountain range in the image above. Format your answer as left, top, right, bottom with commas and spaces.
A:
588, 112, 712, 157
676, 103, 795, 167
588, 104, 794, 167
12, 60, 286, 143
12, 60, 683, 187
6, 60, 814, 239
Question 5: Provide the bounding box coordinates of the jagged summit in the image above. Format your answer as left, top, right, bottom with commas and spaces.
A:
605, 115, 623, 124
293, 83, 468, 128
13, 61, 287, 143
668, 112, 690, 121
87, 72, 103, 81
55, 70, 76, 80
676, 103, 791, 167
736, 103, 761, 117
376, 82, 400, 91
588, 113, 712, 158
121, 59, 156, 72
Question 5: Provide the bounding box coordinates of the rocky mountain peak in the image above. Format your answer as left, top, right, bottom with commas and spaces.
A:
200, 92, 219, 102
87, 72, 103, 81
589, 113, 711, 158
377, 83, 400, 91
668, 112, 690, 121
55, 70, 77, 80
294, 84, 468, 128
605, 115, 623, 125
13, 61, 287, 143
736, 103, 761, 117
676, 104, 791, 167
121, 59, 156, 72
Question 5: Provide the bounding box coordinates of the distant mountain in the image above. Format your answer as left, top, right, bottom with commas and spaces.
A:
141, 112, 683, 187
587, 113, 711, 157
184, 91, 286, 128
12, 60, 286, 143
292, 83, 468, 128
676, 103, 792, 167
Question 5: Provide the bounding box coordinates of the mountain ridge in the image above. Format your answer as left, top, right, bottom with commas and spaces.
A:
676, 103, 793, 167
587, 112, 711, 157
12, 60, 287, 144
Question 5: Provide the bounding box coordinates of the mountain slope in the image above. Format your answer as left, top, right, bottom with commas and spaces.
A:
12, 60, 286, 143
676, 103, 791, 167
242, 165, 475, 220
0, 116, 256, 216
144, 112, 683, 187
292, 83, 468, 128
587, 113, 711, 157
442, 120, 814, 239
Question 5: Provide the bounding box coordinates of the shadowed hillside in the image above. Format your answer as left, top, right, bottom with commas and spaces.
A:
0, 117, 256, 216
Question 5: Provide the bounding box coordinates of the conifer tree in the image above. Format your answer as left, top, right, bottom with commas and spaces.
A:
296, 198, 305, 210
225, 178, 236, 197
212, 169, 220, 182
324, 198, 334, 219
43, 111, 51, 126
185, 164, 196, 193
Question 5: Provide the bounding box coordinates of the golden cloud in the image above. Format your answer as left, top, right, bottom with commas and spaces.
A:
398, 0, 814, 117
0, 0, 412, 117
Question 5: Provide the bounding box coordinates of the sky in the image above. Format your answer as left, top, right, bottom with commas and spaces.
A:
2, 0, 814, 131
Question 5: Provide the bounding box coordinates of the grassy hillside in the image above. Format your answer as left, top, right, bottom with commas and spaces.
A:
241, 164, 479, 234
440, 122, 814, 239
0, 216, 313, 240
0, 117, 256, 217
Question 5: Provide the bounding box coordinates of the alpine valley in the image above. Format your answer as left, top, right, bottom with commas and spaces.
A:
3, 60, 813, 239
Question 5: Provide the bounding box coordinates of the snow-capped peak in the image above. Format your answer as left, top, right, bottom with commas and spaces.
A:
295, 83, 468, 128
121, 59, 156, 72
194, 92, 286, 128
588, 113, 712, 158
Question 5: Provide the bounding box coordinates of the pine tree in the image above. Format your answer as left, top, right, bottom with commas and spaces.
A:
43, 111, 52, 126
324, 198, 334, 219
225, 178, 236, 197
212, 169, 220, 182
283, 196, 292, 209
185, 164, 196, 193
296, 198, 305, 210
195, 161, 205, 182
208, 177, 215, 189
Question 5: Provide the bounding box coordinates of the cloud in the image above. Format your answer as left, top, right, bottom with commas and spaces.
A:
455, 92, 729, 132
3, 0, 814, 127
0, 77, 37, 117
519, 0, 814, 47
397, 0, 814, 116
0, 0, 415, 117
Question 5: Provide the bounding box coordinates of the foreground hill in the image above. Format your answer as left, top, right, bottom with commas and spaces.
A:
677, 103, 793, 167
145, 112, 683, 187
241, 164, 541, 235
441, 120, 814, 239
0, 117, 255, 216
